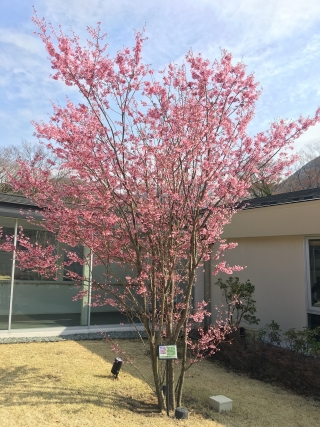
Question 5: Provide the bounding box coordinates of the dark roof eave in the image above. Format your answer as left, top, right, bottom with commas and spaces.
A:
0, 192, 42, 220
240, 187, 320, 210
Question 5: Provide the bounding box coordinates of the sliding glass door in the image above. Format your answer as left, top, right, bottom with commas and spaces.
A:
0, 214, 137, 331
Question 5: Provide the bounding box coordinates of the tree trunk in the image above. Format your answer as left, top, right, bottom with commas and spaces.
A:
176, 324, 188, 406
149, 342, 165, 411
176, 367, 186, 408
168, 359, 175, 411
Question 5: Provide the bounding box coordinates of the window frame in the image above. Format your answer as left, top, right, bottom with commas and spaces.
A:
306, 236, 320, 315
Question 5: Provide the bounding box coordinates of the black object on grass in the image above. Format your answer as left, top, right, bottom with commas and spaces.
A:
111, 357, 123, 379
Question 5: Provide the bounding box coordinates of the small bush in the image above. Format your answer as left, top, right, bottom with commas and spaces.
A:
215, 277, 260, 328
259, 320, 282, 346
212, 278, 320, 399
283, 326, 320, 356
212, 324, 320, 400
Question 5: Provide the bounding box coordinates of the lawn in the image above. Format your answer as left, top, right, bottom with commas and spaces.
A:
0, 339, 319, 427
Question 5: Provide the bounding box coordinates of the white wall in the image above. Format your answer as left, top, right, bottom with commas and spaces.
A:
194, 266, 205, 305
222, 200, 320, 239
211, 236, 308, 332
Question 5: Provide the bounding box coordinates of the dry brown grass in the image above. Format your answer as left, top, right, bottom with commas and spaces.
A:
0, 339, 319, 427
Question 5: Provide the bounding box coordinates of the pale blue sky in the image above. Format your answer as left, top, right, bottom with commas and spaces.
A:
1, 0, 320, 151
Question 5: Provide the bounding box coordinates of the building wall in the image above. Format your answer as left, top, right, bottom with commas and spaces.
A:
221, 200, 320, 239
194, 266, 205, 306
212, 235, 308, 331
190, 202, 320, 331
2, 199, 319, 332
204, 200, 320, 332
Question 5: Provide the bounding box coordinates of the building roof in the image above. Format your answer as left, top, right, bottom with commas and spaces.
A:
0, 192, 41, 219
0, 192, 38, 208
1, 187, 320, 216
242, 187, 320, 209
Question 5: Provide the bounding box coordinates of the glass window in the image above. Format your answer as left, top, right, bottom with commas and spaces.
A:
15, 220, 84, 282
90, 262, 139, 326
11, 219, 88, 329
0, 217, 15, 280
309, 240, 320, 309
63, 244, 84, 281
15, 219, 57, 281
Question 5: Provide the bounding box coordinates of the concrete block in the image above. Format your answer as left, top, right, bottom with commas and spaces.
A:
209, 395, 233, 413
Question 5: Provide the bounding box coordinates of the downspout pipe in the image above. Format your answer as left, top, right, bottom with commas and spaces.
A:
203, 250, 212, 330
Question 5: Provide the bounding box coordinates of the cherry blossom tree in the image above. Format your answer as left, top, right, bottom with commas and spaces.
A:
3, 12, 320, 411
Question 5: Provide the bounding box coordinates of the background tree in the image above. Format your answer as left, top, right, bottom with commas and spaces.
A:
246, 140, 320, 197
0, 143, 22, 193
3, 13, 320, 411
248, 165, 282, 197
277, 140, 320, 192
0, 140, 65, 194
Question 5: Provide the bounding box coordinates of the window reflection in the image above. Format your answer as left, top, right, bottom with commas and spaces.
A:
309, 240, 320, 308
11, 220, 86, 329
15, 226, 57, 281
63, 244, 84, 281
0, 215, 137, 330
0, 227, 14, 280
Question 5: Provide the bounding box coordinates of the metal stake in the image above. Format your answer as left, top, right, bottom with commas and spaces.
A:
166, 359, 169, 416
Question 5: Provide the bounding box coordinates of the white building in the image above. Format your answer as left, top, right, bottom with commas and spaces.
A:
0, 192, 135, 338
197, 188, 320, 332
2, 188, 320, 338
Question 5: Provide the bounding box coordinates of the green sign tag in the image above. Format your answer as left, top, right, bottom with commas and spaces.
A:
158, 345, 178, 360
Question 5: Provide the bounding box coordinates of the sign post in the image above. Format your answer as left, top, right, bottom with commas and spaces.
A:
158, 345, 178, 416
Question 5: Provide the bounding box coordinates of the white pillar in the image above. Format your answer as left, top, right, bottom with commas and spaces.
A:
8, 219, 18, 331
80, 246, 92, 326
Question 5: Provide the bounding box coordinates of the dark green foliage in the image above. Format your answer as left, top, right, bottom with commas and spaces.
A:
215, 277, 260, 328
212, 323, 320, 400
259, 320, 320, 356
283, 326, 320, 356
259, 320, 282, 346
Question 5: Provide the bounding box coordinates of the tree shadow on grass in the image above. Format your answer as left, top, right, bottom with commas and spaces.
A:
0, 365, 109, 409
78, 338, 156, 384
75, 339, 231, 422
0, 362, 160, 417
0, 339, 194, 420
113, 394, 160, 414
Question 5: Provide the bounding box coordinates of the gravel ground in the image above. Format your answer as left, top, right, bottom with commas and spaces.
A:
0, 330, 147, 344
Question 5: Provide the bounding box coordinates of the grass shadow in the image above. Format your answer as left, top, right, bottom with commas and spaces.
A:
112, 394, 161, 414
0, 365, 113, 409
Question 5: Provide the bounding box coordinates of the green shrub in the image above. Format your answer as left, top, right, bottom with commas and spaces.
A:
259, 320, 282, 346
283, 326, 320, 356
215, 277, 260, 328
212, 321, 320, 400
